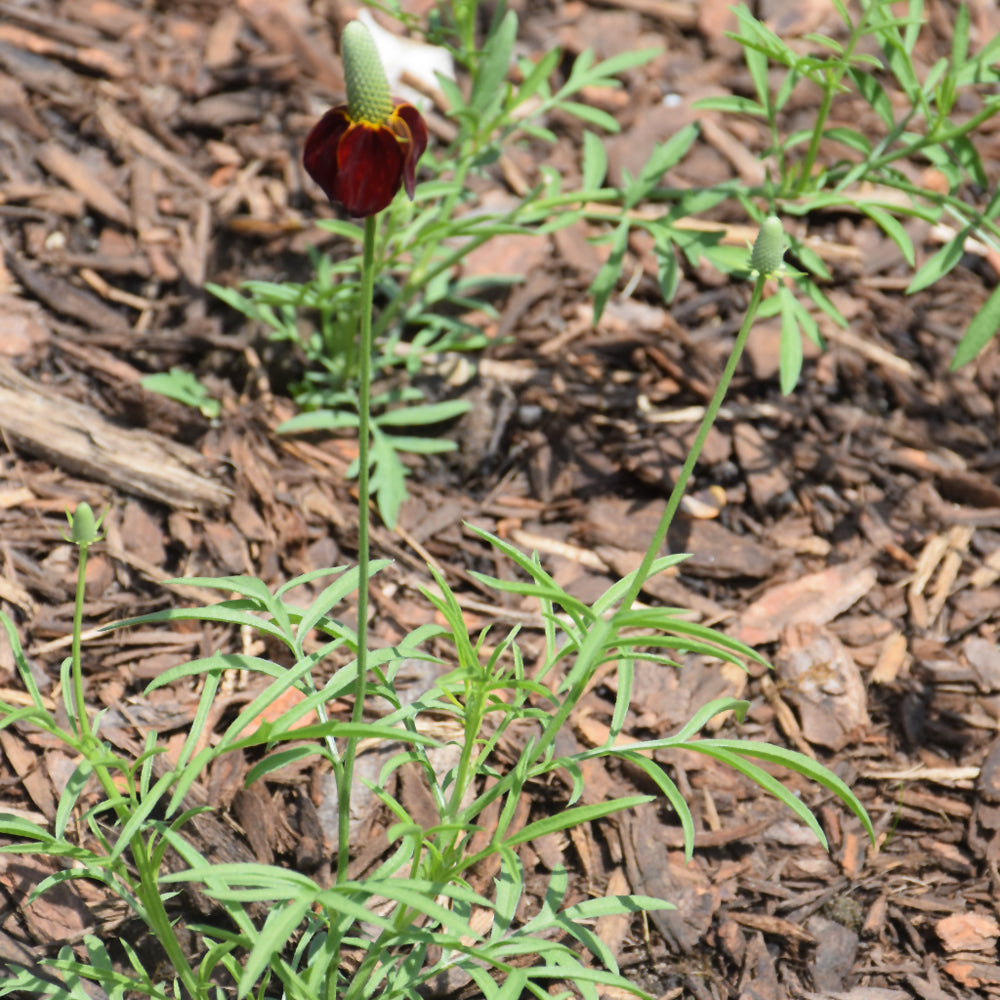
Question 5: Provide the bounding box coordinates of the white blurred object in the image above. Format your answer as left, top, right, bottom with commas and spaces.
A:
357, 10, 454, 108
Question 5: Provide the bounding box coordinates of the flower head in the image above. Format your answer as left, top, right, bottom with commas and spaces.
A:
303, 21, 428, 218
750, 214, 787, 277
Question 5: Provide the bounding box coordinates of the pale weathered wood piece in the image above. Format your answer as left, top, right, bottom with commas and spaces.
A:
0, 358, 229, 509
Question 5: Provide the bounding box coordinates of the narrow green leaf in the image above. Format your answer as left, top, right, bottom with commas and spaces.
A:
505, 796, 653, 845
779, 285, 803, 395
952, 282, 1000, 368
692, 95, 766, 115
384, 435, 457, 454
277, 410, 359, 434
624, 124, 698, 209
557, 100, 620, 132
239, 898, 313, 998
847, 67, 894, 128
437, 72, 468, 115
314, 218, 364, 242
470, 10, 517, 113
0, 613, 47, 710
371, 429, 409, 528
907, 230, 967, 294
700, 242, 753, 276
513, 49, 561, 107
375, 399, 471, 426
858, 204, 914, 266
563, 894, 672, 920
54, 760, 94, 840
655, 235, 679, 303
787, 292, 822, 349
617, 752, 695, 857
952, 134, 988, 189
692, 738, 874, 841
590, 219, 630, 322
685, 744, 829, 847
588, 46, 662, 80
581, 130, 608, 190
823, 126, 871, 155
109, 771, 177, 862
744, 41, 771, 111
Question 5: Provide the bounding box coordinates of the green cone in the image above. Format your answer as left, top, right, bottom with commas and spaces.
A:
750, 215, 787, 277
342, 21, 393, 125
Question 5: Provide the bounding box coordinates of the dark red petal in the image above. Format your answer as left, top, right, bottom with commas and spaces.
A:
394, 103, 428, 199
303, 107, 352, 203
336, 123, 405, 217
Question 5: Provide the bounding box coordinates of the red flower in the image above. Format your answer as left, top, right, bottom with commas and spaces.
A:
303, 102, 428, 218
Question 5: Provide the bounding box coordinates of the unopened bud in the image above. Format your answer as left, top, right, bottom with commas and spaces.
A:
68, 502, 101, 547
750, 215, 787, 277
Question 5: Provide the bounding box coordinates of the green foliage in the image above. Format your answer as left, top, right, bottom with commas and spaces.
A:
207, 5, 661, 524
206, 0, 1000, 484
690, 0, 1000, 384
141, 367, 220, 419
0, 518, 871, 1000
14, 1, 977, 996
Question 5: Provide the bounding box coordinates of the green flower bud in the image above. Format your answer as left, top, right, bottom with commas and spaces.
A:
750, 214, 787, 277
68, 502, 99, 547
342, 21, 393, 125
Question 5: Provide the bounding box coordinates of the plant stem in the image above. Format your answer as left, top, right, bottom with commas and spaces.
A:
337, 214, 378, 884
618, 274, 768, 614
796, 5, 869, 194
70, 537, 200, 999
864, 102, 1000, 175
71, 542, 91, 742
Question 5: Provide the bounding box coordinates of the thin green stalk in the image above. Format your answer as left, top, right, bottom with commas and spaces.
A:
337, 214, 378, 884
792, 77, 836, 195
618, 274, 768, 614
864, 102, 1000, 175
71, 543, 90, 742
69, 534, 200, 999
792, 7, 869, 195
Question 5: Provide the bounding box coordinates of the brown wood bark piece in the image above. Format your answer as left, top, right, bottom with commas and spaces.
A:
805, 914, 859, 992
0, 20, 129, 79
237, 0, 343, 91
734, 422, 791, 511
6, 253, 130, 334
35, 141, 132, 228
0, 729, 56, 820
0, 70, 47, 139
96, 100, 208, 195
733, 560, 877, 646
775, 623, 870, 752
622, 802, 718, 952
0, 38, 79, 99
0, 357, 229, 509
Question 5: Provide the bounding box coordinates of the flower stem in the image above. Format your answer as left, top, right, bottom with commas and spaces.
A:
71, 542, 91, 742
69, 534, 200, 998
618, 274, 768, 614
337, 213, 378, 883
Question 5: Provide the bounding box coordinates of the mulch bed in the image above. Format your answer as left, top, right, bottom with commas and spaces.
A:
3, 0, 1000, 997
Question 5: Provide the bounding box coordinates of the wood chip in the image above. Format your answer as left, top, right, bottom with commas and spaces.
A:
0, 357, 229, 509
6, 252, 131, 333
729, 910, 816, 943
34, 141, 132, 228
733, 422, 791, 510
733, 561, 877, 646
96, 100, 208, 195
870, 631, 908, 684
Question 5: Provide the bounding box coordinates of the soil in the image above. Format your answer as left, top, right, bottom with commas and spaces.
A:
3, 1, 1000, 998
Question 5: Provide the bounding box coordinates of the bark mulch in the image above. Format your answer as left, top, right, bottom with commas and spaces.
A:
3, 1, 1000, 998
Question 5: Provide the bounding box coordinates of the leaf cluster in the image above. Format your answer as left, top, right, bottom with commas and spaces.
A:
0, 522, 872, 1000
691, 0, 1000, 384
